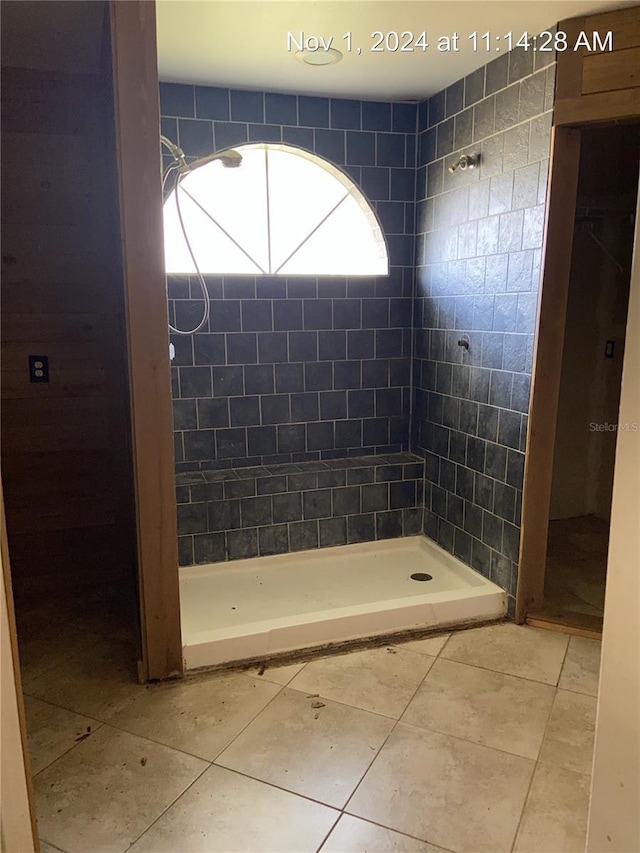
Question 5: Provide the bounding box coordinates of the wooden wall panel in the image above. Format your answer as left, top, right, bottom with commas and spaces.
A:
0, 3, 137, 597
555, 6, 640, 125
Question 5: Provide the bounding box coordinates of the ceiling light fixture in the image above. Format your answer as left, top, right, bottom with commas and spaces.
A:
295, 47, 343, 67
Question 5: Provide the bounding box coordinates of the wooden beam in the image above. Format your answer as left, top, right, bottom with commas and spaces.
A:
515, 126, 582, 623
1, 482, 38, 852
109, 1, 182, 680
555, 88, 640, 126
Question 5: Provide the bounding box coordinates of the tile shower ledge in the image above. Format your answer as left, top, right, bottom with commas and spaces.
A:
176, 452, 424, 485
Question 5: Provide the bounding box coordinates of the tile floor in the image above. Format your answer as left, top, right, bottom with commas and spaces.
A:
19, 608, 601, 853
542, 516, 608, 632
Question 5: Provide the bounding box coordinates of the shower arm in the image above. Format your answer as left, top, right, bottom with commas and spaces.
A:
160, 135, 242, 174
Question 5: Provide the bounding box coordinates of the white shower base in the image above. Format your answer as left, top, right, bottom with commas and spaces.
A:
179, 536, 506, 670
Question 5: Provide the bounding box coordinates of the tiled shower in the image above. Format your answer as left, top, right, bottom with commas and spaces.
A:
163, 43, 555, 617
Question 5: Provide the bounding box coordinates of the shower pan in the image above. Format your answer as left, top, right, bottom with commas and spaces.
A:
180, 536, 506, 670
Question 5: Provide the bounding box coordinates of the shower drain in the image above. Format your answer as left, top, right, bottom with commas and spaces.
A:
410, 572, 433, 581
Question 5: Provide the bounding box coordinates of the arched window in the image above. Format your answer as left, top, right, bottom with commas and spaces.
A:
163, 143, 388, 276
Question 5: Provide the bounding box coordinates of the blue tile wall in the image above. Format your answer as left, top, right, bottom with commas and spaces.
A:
412, 48, 556, 615
161, 84, 418, 471
162, 45, 556, 595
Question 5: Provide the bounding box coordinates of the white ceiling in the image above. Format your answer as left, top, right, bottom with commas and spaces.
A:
156, 0, 638, 100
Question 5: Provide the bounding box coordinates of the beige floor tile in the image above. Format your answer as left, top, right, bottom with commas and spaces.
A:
392, 633, 451, 657
288, 646, 435, 718
24, 695, 102, 775
539, 689, 597, 776
25, 637, 142, 721
558, 636, 601, 697
244, 660, 307, 686
34, 725, 207, 853
129, 764, 338, 853
215, 687, 394, 808
39, 842, 67, 853
402, 658, 555, 759
441, 622, 569, 685
347, 722, 534, 853
514, 763, 591, 852
321, 814, 447, 852
108, 671, 280, 760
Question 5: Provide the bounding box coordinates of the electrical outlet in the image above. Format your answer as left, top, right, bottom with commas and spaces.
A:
29, 355, 49, 383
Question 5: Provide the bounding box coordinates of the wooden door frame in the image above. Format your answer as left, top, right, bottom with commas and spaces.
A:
515, 7, 640, 623
515, 125, 582, 621
109, 0, 182, 680
1, 482, 38, 852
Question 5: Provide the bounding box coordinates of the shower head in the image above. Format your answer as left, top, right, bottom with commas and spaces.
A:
161, 135, 243, 174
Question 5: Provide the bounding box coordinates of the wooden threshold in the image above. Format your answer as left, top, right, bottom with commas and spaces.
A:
526, 611, 603, 640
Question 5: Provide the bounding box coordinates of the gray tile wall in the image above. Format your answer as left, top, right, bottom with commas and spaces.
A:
160, 84, 417, 471
413, 48, 556, 614
176, 453, 424, 565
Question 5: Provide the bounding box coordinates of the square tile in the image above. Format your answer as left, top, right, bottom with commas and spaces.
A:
215, 687, 394, 808
514, 763, 591, 853
347, 723, 534, 852
539, 689, 597, 776
558, 636, 601, 697
25, 638, 142, 721
130, 764, 338, 853
107, 672, 280, 761
322, 814, 446, 852
34, 725, 207, 853
403, 658, 555, 759
441, 622, 568, 685
288, 646, 435, 718
393, 633, 450, 657
24, 695, 102, 775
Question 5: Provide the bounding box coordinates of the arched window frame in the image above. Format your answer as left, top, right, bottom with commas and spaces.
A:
163, 142, 389, 277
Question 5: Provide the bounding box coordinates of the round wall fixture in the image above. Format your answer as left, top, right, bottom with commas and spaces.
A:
295, 48, 343, 66
411, 572, 433, 582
